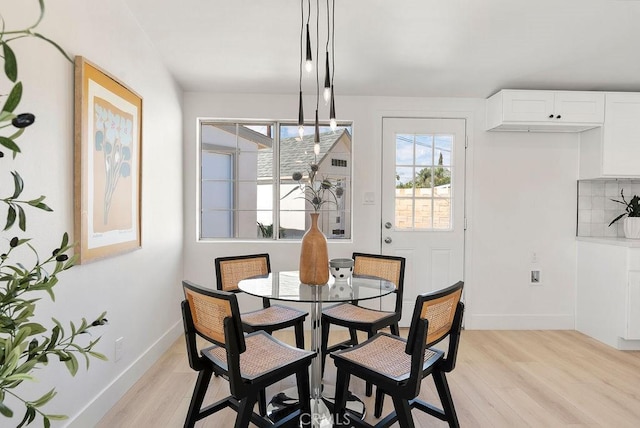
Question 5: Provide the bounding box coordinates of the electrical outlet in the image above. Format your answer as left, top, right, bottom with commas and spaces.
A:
530, 270, 541, 284
115, 337, 124, 362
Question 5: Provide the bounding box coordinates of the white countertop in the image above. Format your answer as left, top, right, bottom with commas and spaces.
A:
576, 236, 640, 247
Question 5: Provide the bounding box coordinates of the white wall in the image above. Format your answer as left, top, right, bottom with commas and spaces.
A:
0, 1, 183, 426
183, 93, 578, 329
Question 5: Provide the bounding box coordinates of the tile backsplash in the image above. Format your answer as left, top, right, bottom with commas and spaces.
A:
577, 179, 640, 237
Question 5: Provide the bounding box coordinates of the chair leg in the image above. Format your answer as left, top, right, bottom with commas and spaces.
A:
333, 368, 351, 425
365, 332, 375, 397
391, 395, 415, 428
185, 369, 213, 428
321, 320, 330, 376
296, 367, 312, 428
349, 328, 358, 345
294, 320, 305, 349
390, 323, 399, 336
234, 392, 259, 428
433, 370, 460, 428
374, 388, 385, 418
258, 388, 267, 416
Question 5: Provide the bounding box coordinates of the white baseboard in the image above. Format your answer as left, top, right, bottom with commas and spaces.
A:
465, 314, 575, 330
65, 321, 183, 428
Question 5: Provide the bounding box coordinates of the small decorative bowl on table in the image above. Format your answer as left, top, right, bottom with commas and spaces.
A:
329, 258, 354, 283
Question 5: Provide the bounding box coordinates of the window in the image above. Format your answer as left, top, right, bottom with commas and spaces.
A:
395, 133, 452, 230
199, 120, 352, 240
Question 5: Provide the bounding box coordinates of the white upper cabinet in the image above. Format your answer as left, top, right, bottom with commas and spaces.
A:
486, 90, 605, 132
580, 92, 640, 178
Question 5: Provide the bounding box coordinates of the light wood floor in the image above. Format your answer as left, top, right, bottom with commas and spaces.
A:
97, 330, 640, 427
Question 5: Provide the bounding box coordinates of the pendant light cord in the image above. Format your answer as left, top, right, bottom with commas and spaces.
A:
300, 0, 304, 92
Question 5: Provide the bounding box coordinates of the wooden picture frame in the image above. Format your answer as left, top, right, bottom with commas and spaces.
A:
74, 56, 142, 264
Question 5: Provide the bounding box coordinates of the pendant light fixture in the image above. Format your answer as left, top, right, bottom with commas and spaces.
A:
297, 0, 305, 139
329, 0, 337, 131
322, 0, 331, 104
305, 0, 313, 73
297, 0, 338, 144
313, 0, 320, 152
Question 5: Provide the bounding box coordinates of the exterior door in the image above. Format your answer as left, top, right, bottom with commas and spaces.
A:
381, 118, 466, 326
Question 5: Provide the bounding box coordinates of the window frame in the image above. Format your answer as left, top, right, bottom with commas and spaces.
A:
197, 118, 353, 242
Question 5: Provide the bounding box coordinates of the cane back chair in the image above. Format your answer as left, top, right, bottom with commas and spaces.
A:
331, 281, 464, 428
181, 281, 314, 428
215, 253, 307, 349
321, 252, 406, 396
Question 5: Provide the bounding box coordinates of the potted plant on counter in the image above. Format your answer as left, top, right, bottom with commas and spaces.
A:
608, 189, 640, 239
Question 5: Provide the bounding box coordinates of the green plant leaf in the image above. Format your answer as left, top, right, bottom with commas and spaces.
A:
0, 401, 13, 417
0, 136, 21, 154
2, 81, 23, 112
64, 352, 79, 376
4, 206, 16, 230
17, 205, 26, 231
0, 110, 16, 122
5, 373, 35, 382
2, 42, 17, 82
61, 232, 69, 248
29, 388, 56, 408
11, 171, 24, 199
44, 414, 67, 421
23, 322, 46, 336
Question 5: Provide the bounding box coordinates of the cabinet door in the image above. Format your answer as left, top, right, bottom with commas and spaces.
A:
554, 92, 604, 123
626, 271, 640, 339
501, 90, 554, 122
602, 93, 640, 176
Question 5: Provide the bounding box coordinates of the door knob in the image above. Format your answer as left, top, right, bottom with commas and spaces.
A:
384, 222, 392, 229
384, 237, 392, 244
556, 114, 561, 119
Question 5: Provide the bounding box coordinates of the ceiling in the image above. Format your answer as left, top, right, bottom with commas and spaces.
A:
123, 0, 640, 99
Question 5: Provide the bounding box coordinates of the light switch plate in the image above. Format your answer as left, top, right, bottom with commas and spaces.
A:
363, 192, 375, 205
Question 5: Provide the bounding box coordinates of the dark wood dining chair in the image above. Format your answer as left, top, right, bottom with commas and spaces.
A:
331, 281, 464, 428
215, 254, 308, 350
321, 252, 406, 396
181, 280, 314, 428
215, 254, 308, 416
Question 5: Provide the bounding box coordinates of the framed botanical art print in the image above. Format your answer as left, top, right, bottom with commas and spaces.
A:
74, 56, 142, 264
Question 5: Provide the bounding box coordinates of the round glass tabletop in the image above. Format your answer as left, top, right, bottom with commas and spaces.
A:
238, 271, 395, 303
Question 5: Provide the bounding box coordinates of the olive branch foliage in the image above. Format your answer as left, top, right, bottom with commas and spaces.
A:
0, 1, 107, 426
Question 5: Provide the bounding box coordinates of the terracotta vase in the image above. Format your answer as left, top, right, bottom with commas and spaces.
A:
299, 212, 329, 285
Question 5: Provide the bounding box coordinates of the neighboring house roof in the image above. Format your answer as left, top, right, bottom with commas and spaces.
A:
258, 129, 350, 179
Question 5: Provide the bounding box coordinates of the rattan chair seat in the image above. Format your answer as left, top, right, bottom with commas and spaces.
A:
335, 333, 441, 381
204, 331, 313, 380
323, 303, 394, 323
241, 304, 306, 327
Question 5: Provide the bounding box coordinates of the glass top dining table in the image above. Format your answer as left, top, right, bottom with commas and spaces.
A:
238, 270, 395, 303
238, 271, 395, 427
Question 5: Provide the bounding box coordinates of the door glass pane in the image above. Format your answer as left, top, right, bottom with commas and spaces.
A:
394, 132, 454, 231
395, 197, 414, 229
396, 167, 414, 194
414, 167, 433, 191
396, 134, 413, 165
435, 135, 452, 166
433, 198, 451, 229
414, 135, 433, 166
414, 198, 433, 229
